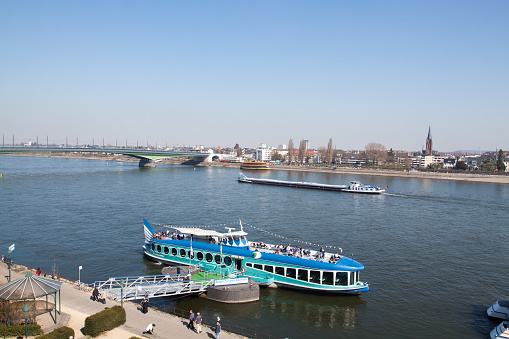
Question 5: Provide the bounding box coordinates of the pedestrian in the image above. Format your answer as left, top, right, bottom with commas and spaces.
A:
195, 312, 202, 333
145, 291, 149, 302
36, 267, 41, 276
144, 323, 155, 335
187, 310, 195, 330
215, 316, 221, 339
141, 297, 148, 314
92, 287, 99, 301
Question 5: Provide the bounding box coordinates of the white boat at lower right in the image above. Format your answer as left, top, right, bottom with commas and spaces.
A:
490, 321, 509, 339
488, 299, 509, 320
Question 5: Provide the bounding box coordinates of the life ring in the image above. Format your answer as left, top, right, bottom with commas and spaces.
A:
241, 267, 246, 273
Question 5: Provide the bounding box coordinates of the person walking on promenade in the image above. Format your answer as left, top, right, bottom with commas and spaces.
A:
195, 312, 202, 333
92, 287, 99, 301
141, 297, 148, 314
144, 323, 155, 335
215, 316, 221, 339
187, 310, 195, 331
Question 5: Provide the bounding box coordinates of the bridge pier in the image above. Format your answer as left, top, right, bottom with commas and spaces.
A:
139, 159, 156, 168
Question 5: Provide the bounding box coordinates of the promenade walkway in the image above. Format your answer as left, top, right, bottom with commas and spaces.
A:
0, 262, 246, 339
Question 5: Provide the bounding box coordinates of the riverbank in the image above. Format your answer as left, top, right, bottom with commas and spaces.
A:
0, 262, 245, 339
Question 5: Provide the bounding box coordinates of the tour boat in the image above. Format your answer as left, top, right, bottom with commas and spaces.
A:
488, 299, 509, 320
490, 321, 509, 339
240, 159, 269, 170
143, 219, 369, 294
341, 181, 385, 194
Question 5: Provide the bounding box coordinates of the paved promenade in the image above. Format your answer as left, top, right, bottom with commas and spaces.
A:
0, 262, 246, 339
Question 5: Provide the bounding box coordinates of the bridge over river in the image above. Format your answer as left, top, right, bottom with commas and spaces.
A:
0, 146, 209, 167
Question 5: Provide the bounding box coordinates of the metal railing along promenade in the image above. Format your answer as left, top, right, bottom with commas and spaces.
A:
89, 273, 214, 301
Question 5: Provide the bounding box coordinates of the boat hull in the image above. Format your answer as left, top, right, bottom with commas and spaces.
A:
143, 239, 368, 294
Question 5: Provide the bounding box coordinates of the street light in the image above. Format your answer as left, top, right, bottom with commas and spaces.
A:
22, 304, 30, 338
78, 266, 83, 289
120, 279, 125, 308
7, 250, 11, 282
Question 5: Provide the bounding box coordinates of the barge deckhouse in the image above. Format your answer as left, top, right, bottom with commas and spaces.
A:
143, 219, 369, 294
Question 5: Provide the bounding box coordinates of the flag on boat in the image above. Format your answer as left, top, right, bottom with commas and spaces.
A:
8, 244, 15, 252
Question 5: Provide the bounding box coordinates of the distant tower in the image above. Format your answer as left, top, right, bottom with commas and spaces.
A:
424, 126, 433, 155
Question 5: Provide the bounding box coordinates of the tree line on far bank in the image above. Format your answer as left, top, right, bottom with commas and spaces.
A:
274, 138, 506, 173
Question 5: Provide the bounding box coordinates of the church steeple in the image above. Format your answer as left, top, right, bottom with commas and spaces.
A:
425, 126, 433, 155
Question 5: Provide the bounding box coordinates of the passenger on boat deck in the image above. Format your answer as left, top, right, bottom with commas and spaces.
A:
320, 247, 325, 259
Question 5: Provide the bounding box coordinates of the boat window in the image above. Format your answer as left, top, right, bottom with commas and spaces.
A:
350, 271, 355, 285
223, 256, 232, 266
246, 262, 253, 267
264, 265, 274, 273
297, 270, 308, 282
275, 266, 284, 276
323, 271, 333, 285
164, 246, 169, 254
356, 271, 359, 284
336, 272, 348, 286
156, 245, 162, 253
254, 264, 263, 270
196, 252, 203, 261
310, 270, 321, 284
206, 253, 213, 262
151, 243, 155, 251
171, 248, 177, 256
188, 250, 195, 259
286, 268, 296, 279
180, 249, 186, 257
215, 255, 222, 264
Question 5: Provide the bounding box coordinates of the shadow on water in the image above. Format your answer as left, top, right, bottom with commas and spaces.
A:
469, 303, 499, 337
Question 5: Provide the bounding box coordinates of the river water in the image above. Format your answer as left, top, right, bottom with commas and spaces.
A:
1, 156, 508, 338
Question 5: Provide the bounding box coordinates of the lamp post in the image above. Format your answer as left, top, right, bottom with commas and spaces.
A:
120, 279, 125, 308
78, 266, 83, 289
7, 250, 11, 282
22, 304, 30, 338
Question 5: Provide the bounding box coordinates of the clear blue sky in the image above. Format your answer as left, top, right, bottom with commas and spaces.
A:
1, 1, 508, 152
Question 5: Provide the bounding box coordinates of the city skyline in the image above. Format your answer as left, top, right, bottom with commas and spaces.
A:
1, 1, 508, 151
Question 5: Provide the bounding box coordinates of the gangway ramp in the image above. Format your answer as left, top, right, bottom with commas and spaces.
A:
91, 274, 214, 301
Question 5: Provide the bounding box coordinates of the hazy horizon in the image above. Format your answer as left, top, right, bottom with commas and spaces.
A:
2, 1, 508, 151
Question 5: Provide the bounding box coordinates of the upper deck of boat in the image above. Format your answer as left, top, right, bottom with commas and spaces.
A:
150, 231, 343, 265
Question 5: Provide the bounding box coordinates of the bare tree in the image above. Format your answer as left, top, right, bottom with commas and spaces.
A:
287, 138, 294, 164
327, 138, 333, 166
298, 139, 306, 164
364, 142, 387, 166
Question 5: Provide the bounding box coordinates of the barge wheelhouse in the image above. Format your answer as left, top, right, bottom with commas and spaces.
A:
143, 219, 369, 294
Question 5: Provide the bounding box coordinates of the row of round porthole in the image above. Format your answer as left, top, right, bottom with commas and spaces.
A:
151, 243, 233, 266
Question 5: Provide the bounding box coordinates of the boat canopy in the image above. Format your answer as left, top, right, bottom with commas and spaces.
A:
171, 227, 247, 238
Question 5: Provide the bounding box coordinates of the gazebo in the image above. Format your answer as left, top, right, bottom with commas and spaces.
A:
0, 272, 63, 325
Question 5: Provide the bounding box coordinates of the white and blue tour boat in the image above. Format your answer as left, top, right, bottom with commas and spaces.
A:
143, 219, 369, 294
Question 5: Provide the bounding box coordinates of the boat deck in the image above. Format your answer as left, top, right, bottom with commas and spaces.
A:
249, 241, 342, 264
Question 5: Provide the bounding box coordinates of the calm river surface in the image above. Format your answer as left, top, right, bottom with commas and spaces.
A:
1, 156, 508, 338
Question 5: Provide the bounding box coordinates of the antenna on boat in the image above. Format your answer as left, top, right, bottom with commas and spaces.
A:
239, 219, 243, 232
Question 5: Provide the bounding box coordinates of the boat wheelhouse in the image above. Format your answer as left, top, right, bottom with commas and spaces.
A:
342, 181, 385, 194
240, 160, 269, 170
143, 219, 369, 294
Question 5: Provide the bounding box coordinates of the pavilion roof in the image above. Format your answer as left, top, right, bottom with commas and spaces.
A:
0, 272, 63, 300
